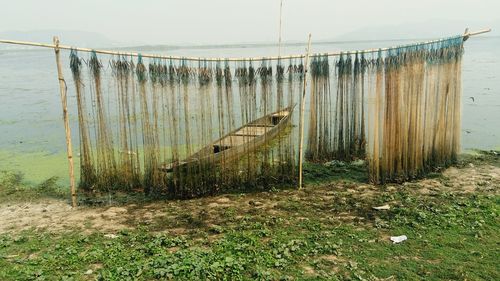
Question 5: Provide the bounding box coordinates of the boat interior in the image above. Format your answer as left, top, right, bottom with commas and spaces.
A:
212, 109, 290, 154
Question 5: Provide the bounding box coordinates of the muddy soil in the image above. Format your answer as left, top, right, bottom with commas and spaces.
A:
1, 161, 498, 235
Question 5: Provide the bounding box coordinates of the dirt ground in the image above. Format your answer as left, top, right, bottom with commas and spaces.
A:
1, 161, 499, 235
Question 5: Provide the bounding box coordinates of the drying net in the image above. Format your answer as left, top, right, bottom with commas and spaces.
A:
69, 35, 464, 196
305, 36, 464, 183
70, 52, 303, 198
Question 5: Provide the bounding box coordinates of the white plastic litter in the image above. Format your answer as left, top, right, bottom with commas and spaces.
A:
373, 204, 390, 210
104, 234, 118, 239
390, 235, 407, 244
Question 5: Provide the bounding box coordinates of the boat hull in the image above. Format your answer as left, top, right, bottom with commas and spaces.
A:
160, 105, 295, 172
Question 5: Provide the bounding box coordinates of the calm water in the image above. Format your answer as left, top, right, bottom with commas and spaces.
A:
0, 37, 499, 183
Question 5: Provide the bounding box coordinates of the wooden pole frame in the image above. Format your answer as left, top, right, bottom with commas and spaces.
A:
53, 36, 77, 207
298, 34, 312, 190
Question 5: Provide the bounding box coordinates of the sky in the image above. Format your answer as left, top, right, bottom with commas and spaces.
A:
0, 0, 498, 44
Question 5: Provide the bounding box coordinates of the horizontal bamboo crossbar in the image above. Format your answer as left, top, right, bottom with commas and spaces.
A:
0, 28, 491, 62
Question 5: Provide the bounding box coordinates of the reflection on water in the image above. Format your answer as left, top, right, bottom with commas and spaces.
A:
1, 37, 499, 184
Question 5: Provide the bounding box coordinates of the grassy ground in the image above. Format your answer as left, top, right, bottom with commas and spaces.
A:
0, 151, 498, 280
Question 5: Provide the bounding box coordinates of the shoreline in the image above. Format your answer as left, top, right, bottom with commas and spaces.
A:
1, 150, 498, 234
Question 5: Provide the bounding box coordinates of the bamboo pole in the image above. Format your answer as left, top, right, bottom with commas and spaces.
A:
0, 28, 491, 62
298, 34, 312, 190
53, 36, 77, 207
278, 0, 284, 57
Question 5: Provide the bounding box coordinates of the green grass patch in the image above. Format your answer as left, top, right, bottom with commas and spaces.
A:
0, 190, 498, 280
303, 160, 368, 185
0, 171, 67, 203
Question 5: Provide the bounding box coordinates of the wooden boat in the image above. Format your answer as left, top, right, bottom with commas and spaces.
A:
161, 104, 295, 172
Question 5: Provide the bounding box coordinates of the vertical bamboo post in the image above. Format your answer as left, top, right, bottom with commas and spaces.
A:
53, 36, 77, 207
278, 0, 284, 57
298, 34, 312, 189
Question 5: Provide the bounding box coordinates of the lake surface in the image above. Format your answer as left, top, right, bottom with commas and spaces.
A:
0, 37, 499, 184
